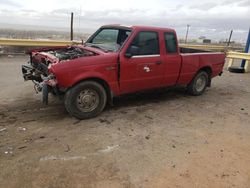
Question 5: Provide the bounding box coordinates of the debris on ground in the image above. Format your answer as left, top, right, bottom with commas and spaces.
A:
0, 127, 7, 132
18, 127, 26, 131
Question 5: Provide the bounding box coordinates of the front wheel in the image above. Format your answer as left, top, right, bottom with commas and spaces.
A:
187, 71, 209, 96
64, 81, 107, 119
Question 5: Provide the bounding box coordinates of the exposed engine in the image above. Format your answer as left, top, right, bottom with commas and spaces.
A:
22, 46, 97, 79
47, 46, 96, 61
21, 46, 97, 104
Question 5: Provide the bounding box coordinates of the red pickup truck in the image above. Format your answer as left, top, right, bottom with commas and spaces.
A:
22, 25, 225, 119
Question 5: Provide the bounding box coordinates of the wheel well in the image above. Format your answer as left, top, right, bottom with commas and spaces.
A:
72, 78, 113, 105
199, 66, 212, 76
199, 66, 212, 86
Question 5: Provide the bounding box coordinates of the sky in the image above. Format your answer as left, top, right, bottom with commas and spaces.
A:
0, 0, 249, 42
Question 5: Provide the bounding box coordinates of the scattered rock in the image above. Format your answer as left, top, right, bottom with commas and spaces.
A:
221, 173, 230, 178
145, 135, 150, 140
22, 119, 36, 123
4, 151, 13, 154
98, 145, 119, 153
120, 110, 128, 114
4, 146, 13, 155
18, 146, 27, 150
145, 115, 153, 120
0, 128, 7, 132
204, 140, 209, 144
64, 144, 70, 152
99, 118, 111, 124
18, 127, 26, 131
179, 170, 190, 178
73, 120, 81, 125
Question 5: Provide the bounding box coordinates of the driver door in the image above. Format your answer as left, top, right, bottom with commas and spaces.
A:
119, 31, 165, 94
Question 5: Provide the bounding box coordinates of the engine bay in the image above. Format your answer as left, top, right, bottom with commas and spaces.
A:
46, 46, 96, 61
22, 46, 98, 97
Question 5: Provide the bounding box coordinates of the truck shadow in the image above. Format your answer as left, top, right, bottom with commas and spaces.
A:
1, 86, 189, 125
110, 86, 188, 109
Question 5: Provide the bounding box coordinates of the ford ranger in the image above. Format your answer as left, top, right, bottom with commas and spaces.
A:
22, 25, 225, 119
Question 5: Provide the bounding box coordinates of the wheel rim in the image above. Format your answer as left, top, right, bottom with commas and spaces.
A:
76, 89, 100, 112
195, 75, 206, 92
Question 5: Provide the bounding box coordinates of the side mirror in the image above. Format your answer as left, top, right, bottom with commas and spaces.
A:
125, 45, 139, 58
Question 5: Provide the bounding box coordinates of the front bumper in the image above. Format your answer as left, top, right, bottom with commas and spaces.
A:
22, 64, 58, 104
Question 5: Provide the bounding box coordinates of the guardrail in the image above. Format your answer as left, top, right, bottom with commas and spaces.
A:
0, 38, 230, 50
1, 38, 249, 72
179, 44, 227, 51
227, 51, 250, 72
0, 38, 82, 46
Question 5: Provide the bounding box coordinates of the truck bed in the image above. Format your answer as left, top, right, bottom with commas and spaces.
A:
177, 52, 225, 85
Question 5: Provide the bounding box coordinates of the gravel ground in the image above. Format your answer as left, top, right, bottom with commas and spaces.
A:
0, 55, 250, 188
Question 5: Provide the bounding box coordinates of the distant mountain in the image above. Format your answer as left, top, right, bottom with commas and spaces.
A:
0, 22, 94, 33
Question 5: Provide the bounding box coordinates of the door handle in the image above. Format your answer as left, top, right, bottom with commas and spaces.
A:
155, 61, 162, 65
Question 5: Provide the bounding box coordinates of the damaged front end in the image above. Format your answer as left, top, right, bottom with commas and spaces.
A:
22, 46, 97, 104
22, 61, 58, 105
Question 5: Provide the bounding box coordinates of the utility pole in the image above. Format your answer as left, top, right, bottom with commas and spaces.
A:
185, 24, 190, 44
70, 12, 74, 41
227, 30, 233, 46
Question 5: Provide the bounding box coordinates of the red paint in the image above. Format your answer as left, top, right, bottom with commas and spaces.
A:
32, 25, 226, 96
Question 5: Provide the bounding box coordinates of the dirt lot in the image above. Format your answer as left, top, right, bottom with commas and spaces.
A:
0, 55, 250, 188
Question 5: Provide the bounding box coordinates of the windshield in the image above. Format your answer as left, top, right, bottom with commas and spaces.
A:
86, 28, 132, 52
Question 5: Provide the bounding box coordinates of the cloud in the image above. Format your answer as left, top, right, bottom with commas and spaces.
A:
0, 0, 249, 42
0, 0, 20, 7
189, 2, 218, 10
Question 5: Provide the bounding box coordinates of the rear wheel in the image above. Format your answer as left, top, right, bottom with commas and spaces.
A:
187, 71, 209, 96
64, 81, 107, 119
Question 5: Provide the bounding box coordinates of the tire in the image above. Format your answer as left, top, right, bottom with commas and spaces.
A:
64, 81, 107, 119
187, 71, 209, 96
228, 66, 245, 73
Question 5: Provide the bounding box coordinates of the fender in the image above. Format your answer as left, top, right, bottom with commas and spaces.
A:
62, 71, 120, 96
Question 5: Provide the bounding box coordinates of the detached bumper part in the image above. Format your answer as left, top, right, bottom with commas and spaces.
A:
42, 83, 49, 105
22, 65, 42, 82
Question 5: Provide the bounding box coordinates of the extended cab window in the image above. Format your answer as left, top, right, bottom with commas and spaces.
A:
164, 32, 177, 53
129, 31, 159, 56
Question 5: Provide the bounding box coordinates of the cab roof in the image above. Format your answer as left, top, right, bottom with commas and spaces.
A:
101, 24, 175, 33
